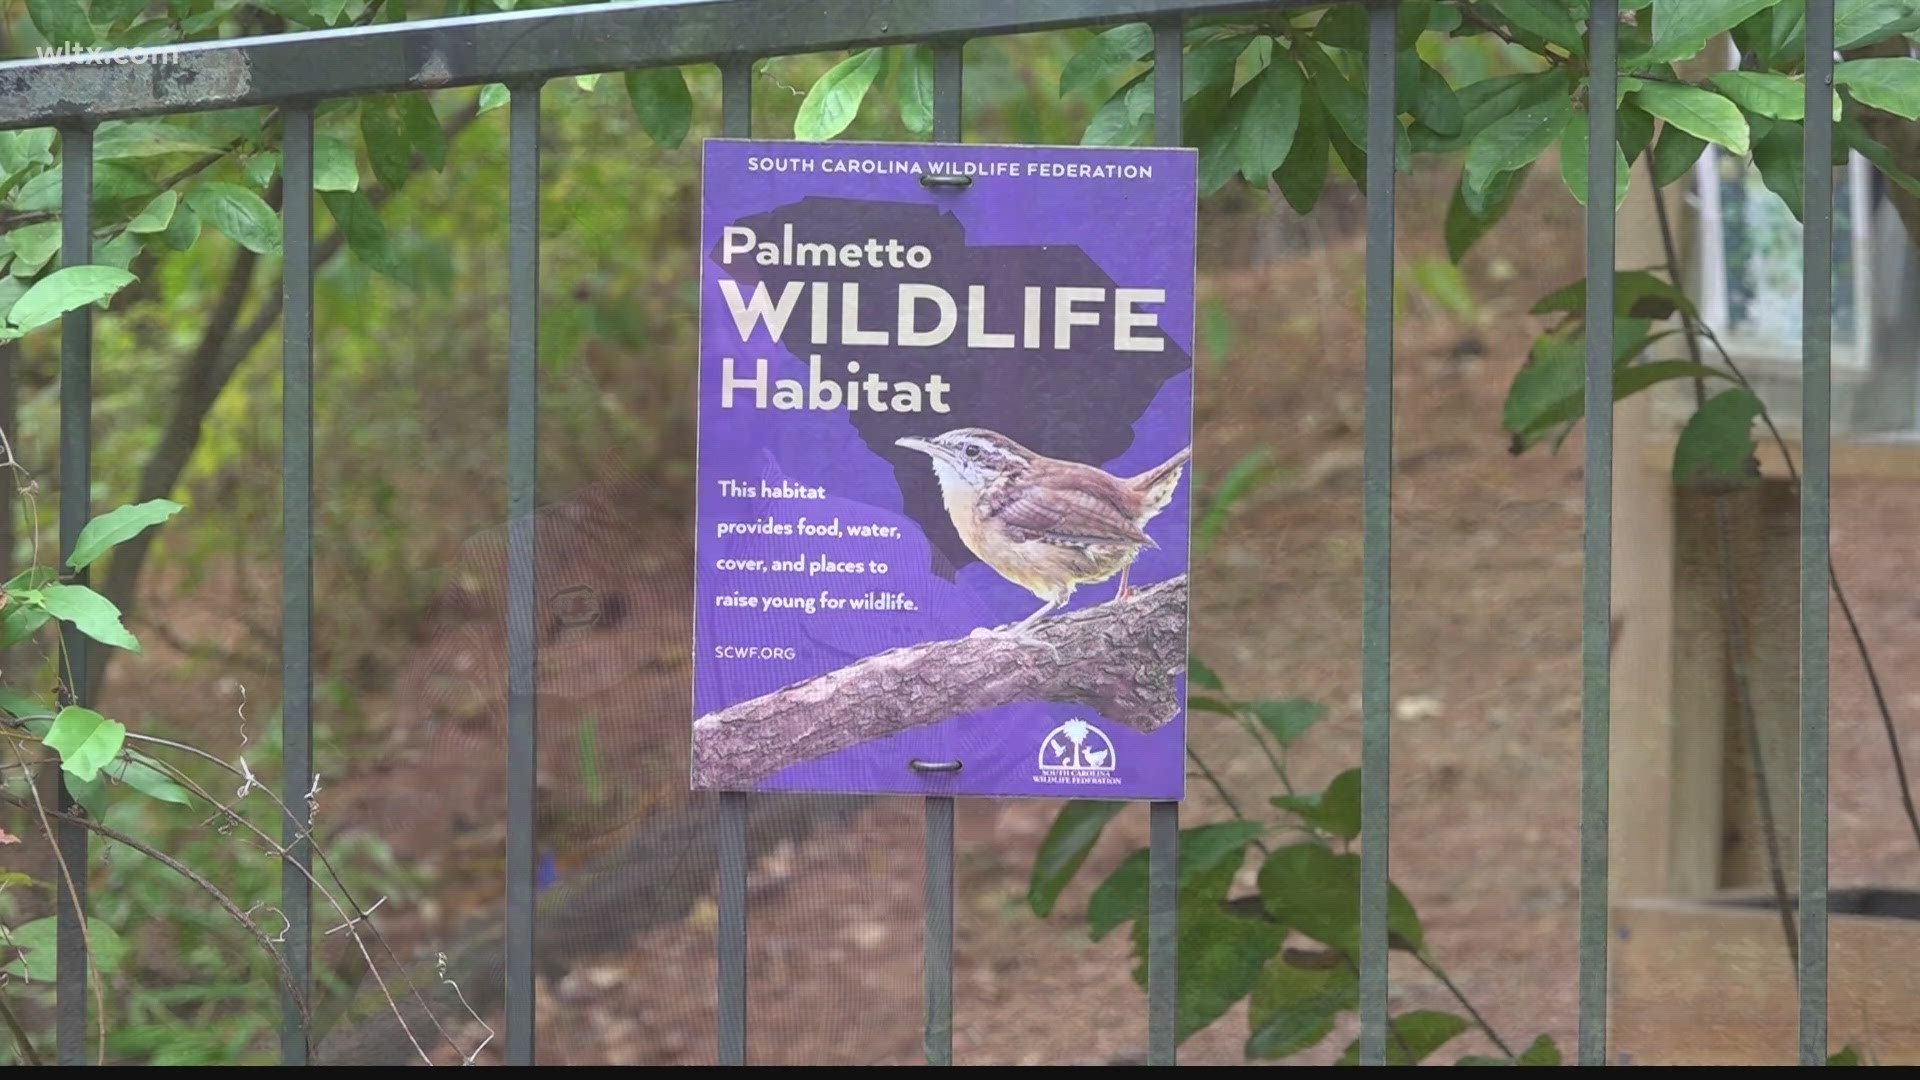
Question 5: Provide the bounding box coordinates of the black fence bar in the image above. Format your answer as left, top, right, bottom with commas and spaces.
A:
1357, 1, 1397, 1067
922, 38, 964, 1071
1578, 1, 1617, 1066
0, 0, 1337, 131
279, 103, 317, 1067
717, 54, 754, 1070
505, 81, 543, 1066
1146, 18, 1182, 1070
54, 122, 93, 1068
1798, 0, 1835, 1063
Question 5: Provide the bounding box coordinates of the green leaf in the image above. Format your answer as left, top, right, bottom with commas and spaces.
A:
1520, 1034, 1564, 1065
1674, 387, 1764, 490
1239, 60, 1305, 185
478, 83, 511, 114
1766, 0, 1809, 61
43, 705, 127, 782
0, 687, 51, 719
796, 48, 885, 141
1247, 956, 1357, 1059
1275, 88, 1331, 214
13, 162, 156, 213
1088, 822, 1265, 940
1196, 449, 1281, 550
184, 181, 282, 257
159, 204, 201, 251
1184, 35, 1254, 101
2, 916, 125, 980
1060, 23, 1153, 99
1445, 163, 1529, 263
1272, 768, 1363, 840
39, 583, 139, 652
1301, 43, 1409, 175
1486, 0, 1586, 54
1249, 699, 1326, 748
1313, 5, 1370, 50
2, 265, 136, 335
0, 601, 52, 647
1190, 695, 1238, 716
1423, 69, 1572, 156
125, 190, 179, 235
1841, 114, 1920, 199
1413, 59, 1463, 138
68, 499, 184, 571
111, 748, 193, 806
1191, 81, 1245, 196
1709, 71, 1807, 121
1835, 0, 1920, 48
1530, 269, 1698, 321
397, 94, 446, 171
1753, 118, 1807, 220
93, 120, 228, 160
92, 0, 151, 25
626, 67, 694, 148
1828, 1044, 1863, 1066
0, 130, 56, 175
1259, 843, 1425, 955
1336, 1010, 1470, 1066
359, 97, 412, 190
1507, 354, 1729, 448
1559, 112, 1630, 209
240, 147, 280, 188
321, 190, 401, 278
66, 770, 107, 819
1835, 57, 1920, 120
1188, 656, 1224, 690
1463, 97, 1572, 203
1631, 81, 1750, 155
1642, 0, 1782, 67
897, 46, 935, 135
1618, 103, 1657, 165
95, 232, 142, 272
29, 0, 95, 49
1167, 905, 1285, 1044
6, 220, 62, 274
1028, 801, 1127, 916
1651, 123, 1709, 186
1083, 72, 1153, 146
314, 135, 359, 192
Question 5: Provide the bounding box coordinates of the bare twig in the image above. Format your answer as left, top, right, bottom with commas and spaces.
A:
109, 730, 464, 1061
1185, 745, 1271, 856
4, 738, 110, 1064
0, 788, 309, 1025
1414, 950, 1516, 1060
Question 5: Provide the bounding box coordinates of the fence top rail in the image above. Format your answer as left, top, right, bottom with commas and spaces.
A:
0, 0, 1340, 131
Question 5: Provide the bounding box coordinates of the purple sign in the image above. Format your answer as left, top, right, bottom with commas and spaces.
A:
690, 139, 1195, 800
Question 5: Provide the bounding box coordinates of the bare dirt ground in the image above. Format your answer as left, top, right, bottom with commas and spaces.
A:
68, 160, 1920, 1066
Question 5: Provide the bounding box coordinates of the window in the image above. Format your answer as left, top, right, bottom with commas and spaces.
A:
1685, 119, 1920, 438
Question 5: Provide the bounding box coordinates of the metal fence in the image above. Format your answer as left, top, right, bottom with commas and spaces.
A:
0, 0, 1838, 1066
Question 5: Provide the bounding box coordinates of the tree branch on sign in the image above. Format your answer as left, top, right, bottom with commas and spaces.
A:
691, 576, 1189, 788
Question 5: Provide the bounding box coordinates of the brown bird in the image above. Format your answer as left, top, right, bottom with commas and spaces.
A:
896, 428, 1191, 631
